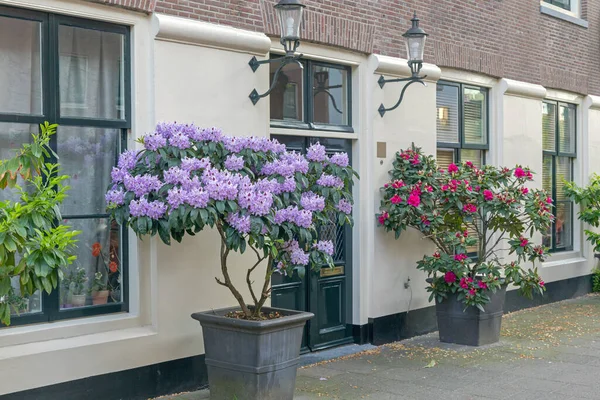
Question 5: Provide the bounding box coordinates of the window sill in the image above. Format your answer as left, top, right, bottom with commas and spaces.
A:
0, 325, 156, 361
542, 250, 586, 268
540, 4, 588, 28
0, 312, 143, 349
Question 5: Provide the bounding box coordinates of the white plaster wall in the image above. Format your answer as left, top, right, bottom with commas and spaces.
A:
369, 56, 440, 318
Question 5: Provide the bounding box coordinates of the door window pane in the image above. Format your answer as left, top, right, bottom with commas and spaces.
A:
558, 104, 576, 154
59, 25, 125, 120
436, 84, 459, 143
60, 218, 122, 309
58, 127, 119, 215
0, 16, 42, 115
463, 87, 487, 145
269, 61, 304, 122
542, 102, 556, 152
312, 65, 348, 126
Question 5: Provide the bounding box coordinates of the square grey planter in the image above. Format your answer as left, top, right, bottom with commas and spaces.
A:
192, 306, 313, 400
435, 286, 507, 346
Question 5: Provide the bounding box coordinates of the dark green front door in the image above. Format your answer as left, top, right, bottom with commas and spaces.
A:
270, 135, 354, 351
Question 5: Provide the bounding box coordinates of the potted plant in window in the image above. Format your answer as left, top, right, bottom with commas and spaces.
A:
8, 292, 29, 315
90, 242, 115, 305
0, 122, 80, 325
69, 267, 88, 307
377, 145, 551, 346
106, 123, 356, 400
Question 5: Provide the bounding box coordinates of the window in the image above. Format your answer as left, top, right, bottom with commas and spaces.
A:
436, 81, 489, 255
542, 101, 576, 253
543, 0, 572, 11
269, 57, 352, 133
0, 6, 130, 326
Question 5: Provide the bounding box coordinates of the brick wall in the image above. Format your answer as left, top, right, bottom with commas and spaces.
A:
147, 0, 600, 96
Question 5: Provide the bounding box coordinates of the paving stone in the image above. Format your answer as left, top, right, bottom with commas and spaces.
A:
165, 294, 600, 400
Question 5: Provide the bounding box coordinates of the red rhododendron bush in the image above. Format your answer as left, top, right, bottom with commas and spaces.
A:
377, 145, 553, 311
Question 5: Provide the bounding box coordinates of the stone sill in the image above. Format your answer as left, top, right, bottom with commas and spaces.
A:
540, 4, 589, 28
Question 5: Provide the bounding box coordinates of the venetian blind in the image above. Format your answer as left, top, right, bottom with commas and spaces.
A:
436, 149, 455, 170
558, 104, 575, 154
542, 102, 556, 152
463, 88, 486, 145
556, 157, 572, 201
436, 84, 459, 143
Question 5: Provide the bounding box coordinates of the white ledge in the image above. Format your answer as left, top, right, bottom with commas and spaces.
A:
371, 54, 441, 82
154, 14, 271, 56
498, 78, 547, 99
584, 95, 600, 110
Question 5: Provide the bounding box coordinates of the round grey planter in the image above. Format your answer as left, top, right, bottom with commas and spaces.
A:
191, 306, 313, 400
435, 286, 507, 346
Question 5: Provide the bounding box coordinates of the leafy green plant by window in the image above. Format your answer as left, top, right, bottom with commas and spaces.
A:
565, 174, 600, 252
0, 122, 80, 325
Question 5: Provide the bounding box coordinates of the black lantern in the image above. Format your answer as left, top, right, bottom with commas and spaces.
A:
377, 12, 429, 117
248, 0, 306, 105
275, 0, 306, 56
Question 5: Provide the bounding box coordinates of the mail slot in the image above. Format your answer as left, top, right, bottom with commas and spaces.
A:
320, 265, 344, 277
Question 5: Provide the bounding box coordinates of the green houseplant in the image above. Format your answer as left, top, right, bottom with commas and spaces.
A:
68, 267, 88, 307
106, 123, 356, 399
0, 122, 80, 325
377, 145, 551, 345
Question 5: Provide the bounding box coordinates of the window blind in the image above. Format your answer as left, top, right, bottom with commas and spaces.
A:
436, 84, 459, 144
463, 88, 486, 145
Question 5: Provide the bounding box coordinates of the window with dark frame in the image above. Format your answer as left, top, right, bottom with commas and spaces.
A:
542, 101, 576, 253
0, 6, 130, 326
436, 81, 489, 256
269, 57, 353, 133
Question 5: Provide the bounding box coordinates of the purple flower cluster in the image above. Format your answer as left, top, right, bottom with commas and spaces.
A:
317, 174, 344, 189
166, 187, 210, 209
227, 213, 251, 234
300, 192, 325, 212
313, 240, 334, 256
307, 143, 327, 162
129, 198, 167, 220
163, 167, 190, 185
111, 167, 129, 184
223, 136, 286, 154
336, 199, 352, 214
144, 132, 167, 151
202, 168, 242, 201
169, 132, 191, 149
124, 174, 163, 197
280, 152, 309, 174
224, 155, 245, 171
105, 188, 125, 206
118, 150, 138, 170
330, 152, 349, 168
275, 206, 313, 228
181, 157, 210, 172
284, 240, 309, 266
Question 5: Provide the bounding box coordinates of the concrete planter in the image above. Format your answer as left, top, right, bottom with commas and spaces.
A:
435, 286, 507, 346
191, 306, 313, 400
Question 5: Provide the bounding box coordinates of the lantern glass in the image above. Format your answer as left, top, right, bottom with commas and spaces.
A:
405, 35, 426, 63
275, 4, 304, 40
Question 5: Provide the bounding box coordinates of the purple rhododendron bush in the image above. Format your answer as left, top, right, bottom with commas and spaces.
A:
377, 145, 552, 311
106, 123, 357, 319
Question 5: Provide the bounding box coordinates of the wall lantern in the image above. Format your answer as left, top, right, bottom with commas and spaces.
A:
378, 12, 428, 117
249, 0, 306, 105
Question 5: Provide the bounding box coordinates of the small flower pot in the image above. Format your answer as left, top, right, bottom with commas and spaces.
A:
191, 306, 313, 400
91, 290, 109, 305
435, 285, 507, 346
71, 294, 87, 307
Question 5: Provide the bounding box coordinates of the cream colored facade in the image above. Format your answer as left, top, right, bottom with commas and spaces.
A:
0, 1, 598, 395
